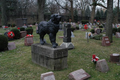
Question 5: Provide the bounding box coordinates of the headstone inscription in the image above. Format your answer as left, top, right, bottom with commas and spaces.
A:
116, 32, 120, 38
41, 72, 55, 80
8, 42, 16, 50
96, 59, 109, 73
60, 23, 74, 49
69, 69, 91, 80
102, 36, 110, 46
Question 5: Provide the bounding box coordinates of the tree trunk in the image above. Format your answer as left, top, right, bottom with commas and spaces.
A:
90, 0, 96, 24
106, 0, 113, 43
1, 0, 7, 26
70, 0, 74, 22
37, 0, 46, 22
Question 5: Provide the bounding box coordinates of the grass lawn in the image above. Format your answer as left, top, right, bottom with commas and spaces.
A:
0, 26, 120, 80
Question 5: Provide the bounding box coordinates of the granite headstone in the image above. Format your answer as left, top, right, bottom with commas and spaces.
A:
69, 69, 91, 80
96, 59, 109, 73
41, 72, 55, 80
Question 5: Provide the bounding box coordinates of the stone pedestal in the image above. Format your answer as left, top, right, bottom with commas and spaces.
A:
31, 43, 68, 70
24, 36, 33, 46
20, 31, 27, 38
110, 53, 120, 63
96, 59, 109, 73
69, 69, 90, 80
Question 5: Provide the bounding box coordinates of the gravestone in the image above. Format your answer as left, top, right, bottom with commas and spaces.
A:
69, 69, 91, 80
8, 42, 16, 50
24, 36, 33, 46
110, 53, 120, 63
41, 72, 55, 80
20, 31, 27, 38
102, 36, 110, 46
96, 59, 109, 73
16, 18, 27, 28
60, 23, 74, 49
31, 43, 68, 70
116, 32, 120, 38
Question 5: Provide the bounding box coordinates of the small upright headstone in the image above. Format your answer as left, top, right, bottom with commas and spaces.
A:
24, 36, 33, 46
96, 59, 109, 73
41, 72, 55, 80
8, 42, 16, 50
116, 32, 120, 38
69, 69, 91, 80
102, 36, 110, 46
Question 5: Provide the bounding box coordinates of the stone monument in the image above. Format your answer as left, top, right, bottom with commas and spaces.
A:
16, 18, 27, 28
60, 23, 74, 49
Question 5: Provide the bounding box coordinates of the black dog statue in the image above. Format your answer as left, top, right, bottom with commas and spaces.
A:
37, 14, 61, 48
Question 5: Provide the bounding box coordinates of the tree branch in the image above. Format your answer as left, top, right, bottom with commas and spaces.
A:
54, 0, 71, 12
97, 3, 107, 9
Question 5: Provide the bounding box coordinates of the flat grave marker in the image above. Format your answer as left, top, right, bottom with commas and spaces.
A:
8, 42, 16, 50
41, 72, 55, 80
69, 69, 90, 80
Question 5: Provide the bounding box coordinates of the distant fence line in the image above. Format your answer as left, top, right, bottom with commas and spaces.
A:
0, 14, 108, 25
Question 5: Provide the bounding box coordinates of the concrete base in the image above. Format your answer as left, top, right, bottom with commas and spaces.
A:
60, 42, 74, 49
31, 43, 68, 70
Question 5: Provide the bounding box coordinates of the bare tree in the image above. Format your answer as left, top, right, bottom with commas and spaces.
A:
55, 0, 74, 21
90, 0, 107, 24
106, 0, 113, 43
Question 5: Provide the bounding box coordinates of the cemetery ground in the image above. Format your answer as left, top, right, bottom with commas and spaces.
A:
0, 26, 120, 80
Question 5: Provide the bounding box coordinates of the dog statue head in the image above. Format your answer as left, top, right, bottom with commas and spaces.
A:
50, 14, 61, 24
